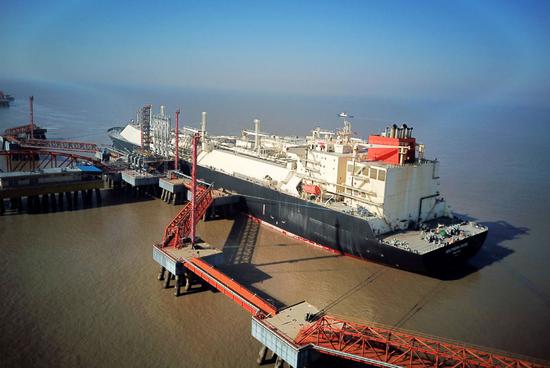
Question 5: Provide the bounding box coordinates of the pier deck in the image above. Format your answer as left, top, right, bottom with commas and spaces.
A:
121, 170, 162, 187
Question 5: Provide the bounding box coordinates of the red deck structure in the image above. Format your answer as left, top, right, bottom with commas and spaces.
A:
294, 315, 547, 368
15, 138, 98, 153
0, 150, 102, 172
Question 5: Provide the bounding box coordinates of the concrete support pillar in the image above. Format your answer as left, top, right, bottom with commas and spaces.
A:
268, 350, 278, 363
65, 192, 73, 210
41, 194, 49, 212
158, 266, 166, 281
183, 271, 192, 291
58, 192, 63, 209
10, 197, 18, 211
274, 356, 283, 368
172, 192, 177, 205
164, 272, 172, 289
0, 199, 5, 215
174, 275, 181, 297
257, 346, 269, 365
73, 191, 78, 206
50, 193, 57, 211
34, 196, 40, 212
95, 188, 101, 205
27, 196, 35, 213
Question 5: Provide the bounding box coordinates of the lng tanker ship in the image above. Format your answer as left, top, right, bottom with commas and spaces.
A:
109, 106, 488, 274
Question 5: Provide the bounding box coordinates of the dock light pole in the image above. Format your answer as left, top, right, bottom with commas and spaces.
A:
29, 96, 34, 139
175, 109, 180, 172
190, 132, 199, 248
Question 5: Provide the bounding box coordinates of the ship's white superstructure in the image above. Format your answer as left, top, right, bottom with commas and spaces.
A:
184, 116, 448, 236
113, 107, 449, 236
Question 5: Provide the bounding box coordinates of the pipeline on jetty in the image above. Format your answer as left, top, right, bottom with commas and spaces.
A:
1, 104, 548, 367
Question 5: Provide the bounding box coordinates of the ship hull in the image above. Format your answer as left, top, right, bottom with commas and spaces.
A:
181, 160, 486, 274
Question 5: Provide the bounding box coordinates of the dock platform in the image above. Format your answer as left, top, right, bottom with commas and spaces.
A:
252, 302, 319, 367
121, 170, 162, 187
153, 240, 223, 277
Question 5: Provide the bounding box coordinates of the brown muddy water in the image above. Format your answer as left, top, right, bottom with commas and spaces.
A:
1, 189, 549, 367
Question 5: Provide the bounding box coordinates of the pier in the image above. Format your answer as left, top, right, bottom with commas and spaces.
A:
2, 119, 548, 367
150, 135, 548, 368
0, 160, 103, 215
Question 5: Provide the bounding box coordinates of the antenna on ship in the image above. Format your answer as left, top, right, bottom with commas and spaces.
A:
254, 118, 261, 155
338, 112, 353, 143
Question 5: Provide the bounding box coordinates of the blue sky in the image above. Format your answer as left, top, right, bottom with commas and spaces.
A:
1, 0, 549, 103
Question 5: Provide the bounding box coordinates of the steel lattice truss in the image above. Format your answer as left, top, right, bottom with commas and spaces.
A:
18, 138, 97, 152
3, 124, 38, 136
162, 185, 213, 248
294, 316, 548, 368
0, 150, 101, 172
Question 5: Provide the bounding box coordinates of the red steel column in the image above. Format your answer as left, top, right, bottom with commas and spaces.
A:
190, 133, 199, 248
175, 109, 180, 171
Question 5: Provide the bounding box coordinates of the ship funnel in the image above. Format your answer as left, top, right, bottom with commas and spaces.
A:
402, 124, 408, 138
160, 105, 165, 117
391, 124, 397, 138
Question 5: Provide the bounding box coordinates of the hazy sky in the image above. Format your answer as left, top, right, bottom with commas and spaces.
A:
1, 0, 549, 103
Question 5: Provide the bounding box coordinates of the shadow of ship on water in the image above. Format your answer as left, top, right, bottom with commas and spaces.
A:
214, 208, 530, 284
434, 213, 529, 280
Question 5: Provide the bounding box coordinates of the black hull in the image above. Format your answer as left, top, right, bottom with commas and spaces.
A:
181, 160, 486, 274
